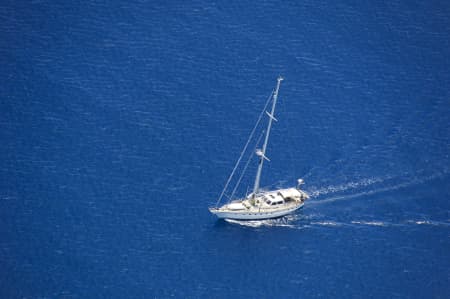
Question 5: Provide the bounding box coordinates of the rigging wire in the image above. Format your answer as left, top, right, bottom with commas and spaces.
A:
228, 129, 265, 202
215, 90, 274, 207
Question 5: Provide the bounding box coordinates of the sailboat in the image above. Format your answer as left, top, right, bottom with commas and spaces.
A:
209, 77, 309, 220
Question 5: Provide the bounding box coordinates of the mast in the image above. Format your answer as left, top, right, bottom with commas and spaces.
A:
252, 76, 283, 198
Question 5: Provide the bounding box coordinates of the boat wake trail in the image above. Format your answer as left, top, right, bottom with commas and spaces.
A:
306, 176, 392, 198
224, 214, 302, 228
309, 219, 450, 228
307, 168, 449, 206
223, 214, 450, 229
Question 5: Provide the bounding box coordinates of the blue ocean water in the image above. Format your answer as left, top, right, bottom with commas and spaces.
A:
1, 0, 449, 298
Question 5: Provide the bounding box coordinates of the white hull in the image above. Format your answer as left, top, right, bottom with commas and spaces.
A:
209, 201, 304, 220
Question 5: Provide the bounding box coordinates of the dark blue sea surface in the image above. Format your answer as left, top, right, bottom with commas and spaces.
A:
1, 1, 449, 298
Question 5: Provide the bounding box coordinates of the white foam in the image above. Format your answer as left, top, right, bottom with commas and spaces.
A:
308, 176, 390, 198
351, 220, 386, 226
224, 214, 300, 228
311, 221, 341, 226
309, 170, 449, 206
